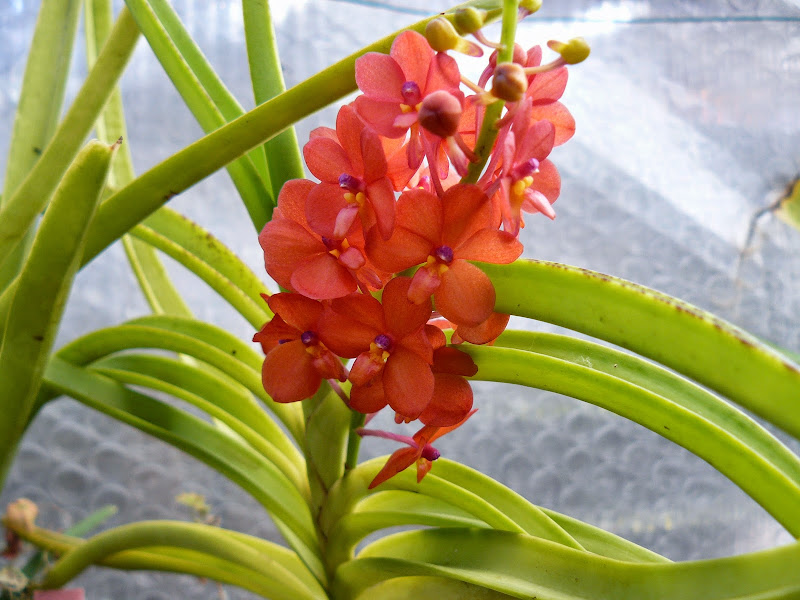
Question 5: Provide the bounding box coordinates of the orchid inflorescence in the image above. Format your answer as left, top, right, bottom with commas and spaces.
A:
254, 10, 585, 488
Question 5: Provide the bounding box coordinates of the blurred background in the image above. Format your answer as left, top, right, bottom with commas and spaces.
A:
2, 0, 800, 597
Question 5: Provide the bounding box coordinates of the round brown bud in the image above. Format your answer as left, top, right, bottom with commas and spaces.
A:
491, 62, 528, 102
418, 90, 462, 138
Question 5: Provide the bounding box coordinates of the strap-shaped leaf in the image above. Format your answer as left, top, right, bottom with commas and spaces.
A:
36, 520, 318, 600
482, 260, 800, 441
124, 0, 273, 227
56, 317, 304, 445
40, 356, 325, 584
0, 140, 114, 485
91, 353, 307, 495
494, 329, 800, 491
335, 528, 800, 600
0, 9, 140, 274
353, 575, 517, 599
463, 344, 800, 536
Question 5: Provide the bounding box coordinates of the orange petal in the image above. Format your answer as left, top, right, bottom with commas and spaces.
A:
432, 346, 478, 376
383, 347, 434, 420
419, 373, 473, 427
303, 136, 352, 183
253, 315, 298, 354
455, 312, 510, 345
435, 260, 495, 327
275, 179, 316, 227
267, 293, 323, 332
455, 228, 523, 264
416, 458, 433, 483
440, 184, 492, 248
290, 253, 357, 300
383, 276, 432, 339
262, 340, 321, 403
259, 218, 324, 290
368, 447, 419, 489
349, 377, 388, 414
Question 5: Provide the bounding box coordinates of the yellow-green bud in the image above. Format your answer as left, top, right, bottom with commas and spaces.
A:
520, 0, 543, 14
453, 7, 487, 34
547, 37, 591, 64
425, 17, 461, 52
491, 62, 528, 102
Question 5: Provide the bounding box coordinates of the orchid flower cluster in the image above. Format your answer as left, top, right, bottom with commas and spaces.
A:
254, 12, 585, 489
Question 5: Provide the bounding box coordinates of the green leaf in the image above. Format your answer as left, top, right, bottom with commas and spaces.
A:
91, 353, 308, 495
130, 224, 268, 327
140, 206, 272, 316
335, 528, 800, 600
0, 8, 140, 275
56, 316, 304, 445
482, 260, 800, 441
242, 0, 304, 197
40, 357, 325, 584
38, 520, 319, 600
354, 576, 517, 599
494, 329, 800, 492
123, 0, 273, 227
0, 140, 114, 487
463, 344, 800, 536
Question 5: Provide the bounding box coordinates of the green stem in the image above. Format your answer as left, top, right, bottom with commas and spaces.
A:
461, 0, 518, 184
79, 0, 504, 265
345, 411, 367, 471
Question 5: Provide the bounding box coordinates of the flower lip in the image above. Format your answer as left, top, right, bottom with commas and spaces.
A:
300, 330, 318, 345
374, 333, 393, 352
510, 157, 540, 180
434, 245, 454, 264
421, 444, 440, 461
338, 173, 364, 193
401, 81, 422, 106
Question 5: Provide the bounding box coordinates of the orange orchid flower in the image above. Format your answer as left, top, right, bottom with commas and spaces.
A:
360, 409, 477, 488
317, 276, 434, 421
303, 104, 396, 240
366, 184, 522, 327
258, 179, 387, 299
253, 293, 346, 403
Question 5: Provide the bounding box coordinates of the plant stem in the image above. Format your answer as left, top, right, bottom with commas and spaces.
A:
461, 0, 519, 184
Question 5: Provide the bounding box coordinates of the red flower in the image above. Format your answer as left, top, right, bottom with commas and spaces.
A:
523, 45, 575, 146
354, 30, 462, 172
362, 409, 477, 488
366, 184, 522, 327
253, 293, 346, 403
303, 104, 397, 240
484, 98, 562, 236
258, 179, 387, 299
318, 277, 434, 420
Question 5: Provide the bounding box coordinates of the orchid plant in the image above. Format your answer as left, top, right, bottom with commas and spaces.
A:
1, 1, 800, 599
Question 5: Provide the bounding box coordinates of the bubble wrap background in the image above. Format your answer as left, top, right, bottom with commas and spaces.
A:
2, 0, 800, 597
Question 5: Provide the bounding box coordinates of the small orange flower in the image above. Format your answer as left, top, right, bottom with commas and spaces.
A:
253, 294, 346, 403
318, 277, 434, 420
360, 409, 477, 488
366, 184, 522, 327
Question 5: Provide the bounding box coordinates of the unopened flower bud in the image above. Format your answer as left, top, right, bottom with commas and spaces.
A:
519, 0, 543, 14
4, 499, 37, 533
425, 17, 461, 52
453, 7, 487, 34
491, 62, 528, 102
547, 37, 591, 64
418, 90, 462, 138
425, 17, 483, 57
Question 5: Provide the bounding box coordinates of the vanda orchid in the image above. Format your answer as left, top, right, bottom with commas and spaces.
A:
1, 1, 800, 599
